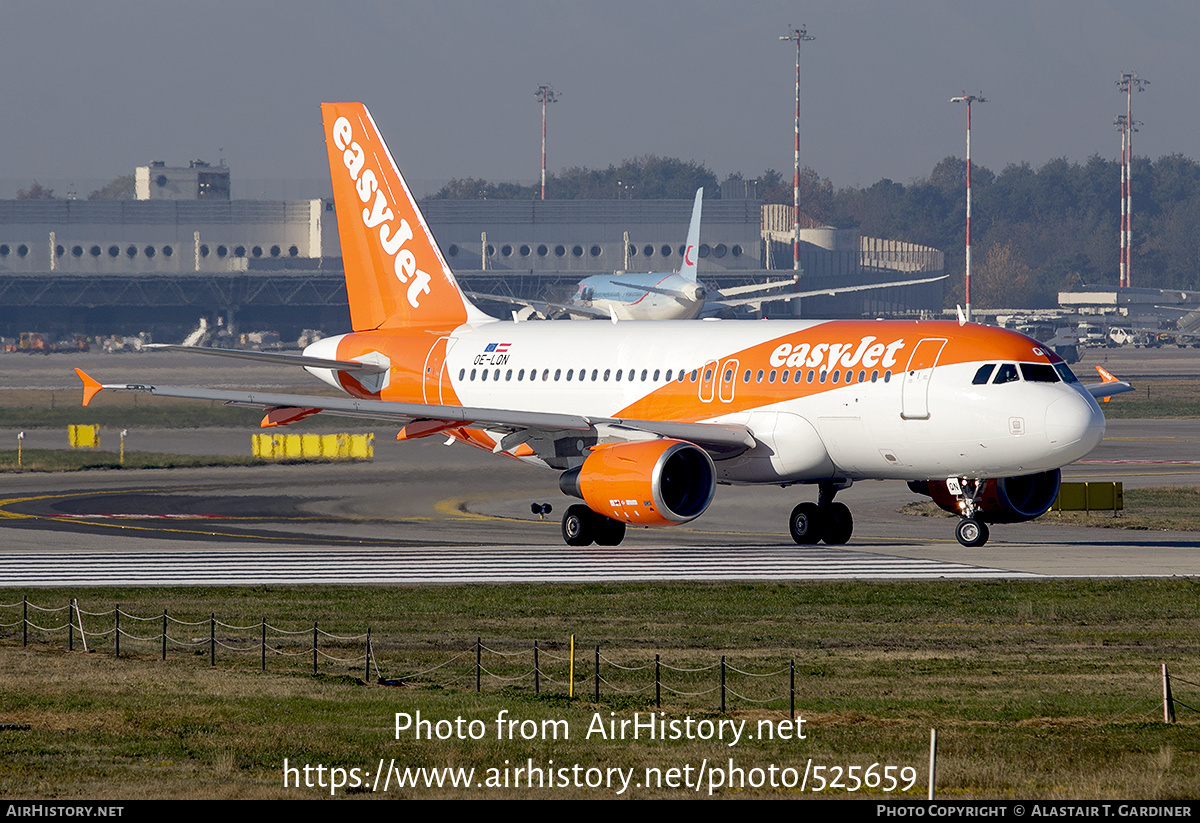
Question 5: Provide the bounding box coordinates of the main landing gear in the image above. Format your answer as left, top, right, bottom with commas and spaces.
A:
789, 481, 853, 545
561, 504, 627, 547
947, 477, 990, 548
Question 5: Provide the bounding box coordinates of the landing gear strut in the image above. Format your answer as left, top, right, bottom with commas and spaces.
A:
562, 504, 627, 547
947, 477, 990, 547
789, 481, 854, 545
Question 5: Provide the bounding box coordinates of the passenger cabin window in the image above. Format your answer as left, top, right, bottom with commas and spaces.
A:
1020, 363, 1060, 383
992, 364, 1020, 384
973, 364, 996, 385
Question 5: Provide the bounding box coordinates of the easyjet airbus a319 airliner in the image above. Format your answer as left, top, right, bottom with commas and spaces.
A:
77, 103, 1129, 548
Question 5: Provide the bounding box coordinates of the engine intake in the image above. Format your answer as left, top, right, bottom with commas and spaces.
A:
911, 469, 1062, 524
559, 439, 715, 526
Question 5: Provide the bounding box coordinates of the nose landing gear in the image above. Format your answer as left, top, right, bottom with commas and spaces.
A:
947, 477, 990, 547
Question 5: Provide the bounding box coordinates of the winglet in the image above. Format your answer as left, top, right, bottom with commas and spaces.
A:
75, 368, 103, 407
1087, 365, 1133, 403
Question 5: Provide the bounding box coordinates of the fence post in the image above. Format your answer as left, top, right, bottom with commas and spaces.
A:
534, 641, 540, 695
261, 618, 266, 672
313, 622, 318, 675
594, 645, 600, 703
475, 637, 482, 693
68, 599, 74, 652
928, 729, 937, 801
1163, 663, 1176, 724
22, 597, 27, 647
790, 659, 795, 719
210, 613, 215, 667
162, 610, 167, 661
720, 655, 726, 713
365, 628, 371, 683
655, 654, 661, 709
114, 605, 120, 658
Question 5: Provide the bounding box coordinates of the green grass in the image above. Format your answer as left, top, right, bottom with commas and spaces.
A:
0, 449, 268, 473
3, 580, 1200, 799
1096, 377, 1200, 419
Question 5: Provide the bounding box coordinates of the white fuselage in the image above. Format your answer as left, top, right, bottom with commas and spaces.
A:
308, 318, 1106, 485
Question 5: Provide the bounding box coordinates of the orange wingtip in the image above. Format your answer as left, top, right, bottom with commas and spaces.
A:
1095, 365, 1118, 383
75, 368, 103, 407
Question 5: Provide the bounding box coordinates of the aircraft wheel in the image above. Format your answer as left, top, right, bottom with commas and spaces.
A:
789, 502, 824, 544
562, 505, 596, 547
955, 517, 990, 548
594, 516, 627, 546
823, 502, 853, 545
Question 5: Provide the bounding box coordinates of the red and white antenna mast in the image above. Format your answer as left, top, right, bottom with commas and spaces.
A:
535, 84, 558, 201
951, 93, 986, 323
780, 24, 814, 272
1116, 72, 1147, 288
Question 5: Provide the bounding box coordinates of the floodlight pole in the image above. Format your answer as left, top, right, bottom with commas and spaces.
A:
780, 25, 814, 272
1115, 115, 1129, 289
951, 94, 986, 322
535, 84, 558, 201
1116, 72, 1147, 288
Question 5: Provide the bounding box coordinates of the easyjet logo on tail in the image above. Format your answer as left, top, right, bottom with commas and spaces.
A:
769, 336, 906, 372
331, 116, 432, 309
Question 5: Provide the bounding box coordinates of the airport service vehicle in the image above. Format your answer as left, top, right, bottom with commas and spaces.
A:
76, 103, 1130, 548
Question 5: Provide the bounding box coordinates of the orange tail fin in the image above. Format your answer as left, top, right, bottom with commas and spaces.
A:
321, 103, 490, 332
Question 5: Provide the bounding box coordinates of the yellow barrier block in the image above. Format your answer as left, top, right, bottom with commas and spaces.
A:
320, 434, 341, 458
252, 432, 373, 461
284, 434, 303, 458
1053, 481, 1123, 513
301, 433, 322, 457
69, 424, 100, 449
349, 433, 374, 459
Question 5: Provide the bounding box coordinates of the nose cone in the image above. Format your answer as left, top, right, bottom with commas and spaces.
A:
1045, 390, 1106, 462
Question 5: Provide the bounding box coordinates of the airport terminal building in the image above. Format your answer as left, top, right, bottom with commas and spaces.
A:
0, 163, 944, 342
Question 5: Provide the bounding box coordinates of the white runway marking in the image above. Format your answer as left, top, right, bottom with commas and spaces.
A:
0, 546, 1037, 586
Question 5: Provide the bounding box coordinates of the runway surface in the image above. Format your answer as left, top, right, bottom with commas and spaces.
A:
0, 350, 1198, 585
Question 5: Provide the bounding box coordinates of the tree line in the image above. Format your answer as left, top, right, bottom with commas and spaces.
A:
433, 153, 1200, 308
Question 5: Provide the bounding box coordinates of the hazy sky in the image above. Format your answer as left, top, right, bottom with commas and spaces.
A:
1, 0, 1195, 198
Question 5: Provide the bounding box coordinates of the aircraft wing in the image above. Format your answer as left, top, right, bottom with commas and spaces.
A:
713, 274, 949, 310
465, 291, 610, 320
75, 369, 756, 458
710, 277, 798, 299
144, 344, 388, 373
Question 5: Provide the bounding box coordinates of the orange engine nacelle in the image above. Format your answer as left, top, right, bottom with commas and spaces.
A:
911, 469, 1062, 524
559, 440, 715, 527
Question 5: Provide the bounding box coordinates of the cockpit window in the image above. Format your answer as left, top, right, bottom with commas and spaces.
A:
992, 363, 1020, 384
1054, 363, 1079, 384
1020, 363, 1060, 383
972, 364, 996, 385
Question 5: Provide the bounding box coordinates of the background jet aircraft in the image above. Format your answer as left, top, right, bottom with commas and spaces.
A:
472, 188, 944, 321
